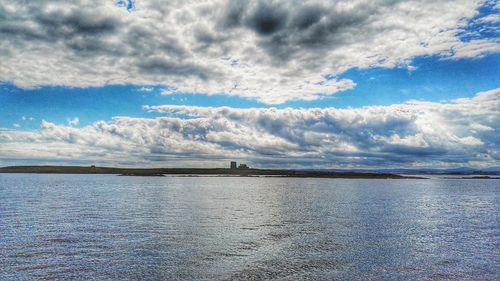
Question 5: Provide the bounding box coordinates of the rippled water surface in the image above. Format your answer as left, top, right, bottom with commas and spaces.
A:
0, 174, 498, 280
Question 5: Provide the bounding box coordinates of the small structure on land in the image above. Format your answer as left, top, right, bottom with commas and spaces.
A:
230, 161, 250, 169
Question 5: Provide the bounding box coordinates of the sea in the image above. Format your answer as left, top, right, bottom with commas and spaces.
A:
0, 174, 498, 280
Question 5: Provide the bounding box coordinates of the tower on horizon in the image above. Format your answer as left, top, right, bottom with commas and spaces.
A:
230, 161, 237, 169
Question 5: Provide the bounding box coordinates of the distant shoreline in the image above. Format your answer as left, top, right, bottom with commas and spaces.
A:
0, 165, 427, 179
443, 176, 500, 180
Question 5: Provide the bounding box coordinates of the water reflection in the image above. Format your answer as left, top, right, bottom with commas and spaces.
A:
0, 174, 498, 280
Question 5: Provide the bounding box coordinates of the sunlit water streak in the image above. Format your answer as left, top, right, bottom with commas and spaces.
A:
0, 174, 498, 280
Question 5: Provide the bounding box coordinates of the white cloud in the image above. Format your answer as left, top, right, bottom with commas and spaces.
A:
66, 117, 80, 126
477, 14, 500, 24
1, 88, 498, 168
160, 87, 178, 96
138, 86, 154, 92
0, 0, 498, 103
21, 116, 35, 121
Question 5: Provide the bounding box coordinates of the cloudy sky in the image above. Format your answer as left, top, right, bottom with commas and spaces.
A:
0, 0, 499, 168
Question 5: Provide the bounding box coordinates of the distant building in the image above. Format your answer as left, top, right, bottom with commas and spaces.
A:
90, 165, 96, 168
230, 161, 237, 169
238, 163, 249, 169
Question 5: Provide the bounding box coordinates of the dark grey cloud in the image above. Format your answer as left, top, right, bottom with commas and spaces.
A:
292, 5, 325, 30
137, 58, 212, 80
222, 0, 249, 28
0, 4, 121, 57
246, 2, 288, 35
219, 1, 377, 61
36, 9, 118, 36
1, 7, 117, 40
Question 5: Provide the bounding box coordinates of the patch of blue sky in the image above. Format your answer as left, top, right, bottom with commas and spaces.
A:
0, 84, 150, 130
457, 0, 499, 42
280, 53, 500, 108
0, 83, 264, 131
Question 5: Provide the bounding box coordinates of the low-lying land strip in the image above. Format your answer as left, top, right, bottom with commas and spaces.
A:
0, 166, 425, 179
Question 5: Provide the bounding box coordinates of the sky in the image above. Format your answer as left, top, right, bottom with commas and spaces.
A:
0, 0, 499, 169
